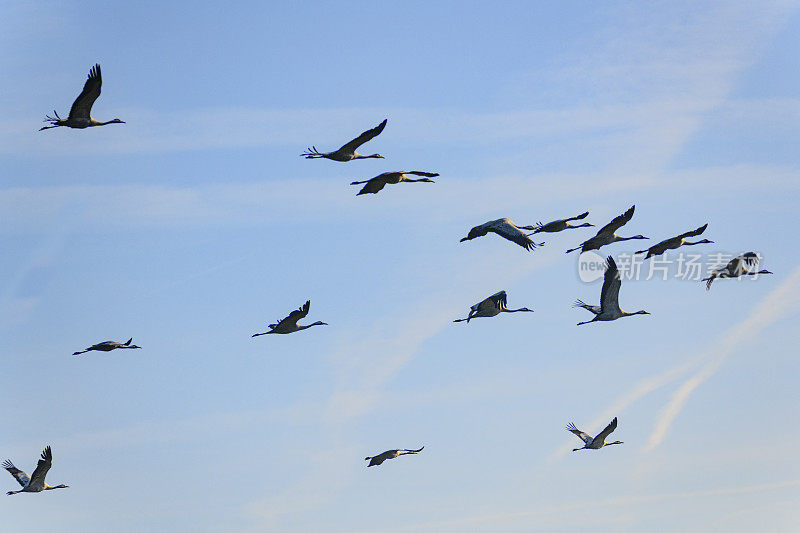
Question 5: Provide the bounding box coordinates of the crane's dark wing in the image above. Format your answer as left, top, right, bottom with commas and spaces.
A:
340, 119, 387, 152
492, 221, 540, 250
704, 272, 719, 290
737, 252, 760, 274
567, 211, 590, 221
490, 290, 507, 310
366, 450, 395, 466
592, 417, 618, 445
477, 290, 506, 313
355, 176, 388, 194
400, 446, 424, 453
92, 341, 118, 350
28, 446, 52, 487
2, 460, 30, 488
599, 256, 622, 314
404, 171, 439, 177
597, 205, 635, 236
566, 423, 593, 445
676, 223, 708, 240
69, 64, 102, 119
275, 300, 311, 328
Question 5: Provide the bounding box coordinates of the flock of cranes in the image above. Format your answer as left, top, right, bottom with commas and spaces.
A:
8, 62, 776, 494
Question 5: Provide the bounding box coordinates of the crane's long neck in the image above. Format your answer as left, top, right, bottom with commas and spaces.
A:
502, 308, 532, 313
44, 484, 68, 490
297, 321, 327, 330
742, 270, 772, 277
614, 234, 647, 244
93, 119, 125, 126
621, 310, 648, 317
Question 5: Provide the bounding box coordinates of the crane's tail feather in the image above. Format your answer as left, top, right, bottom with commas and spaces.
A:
523, 240, 545, 250
300, 146, 324, 158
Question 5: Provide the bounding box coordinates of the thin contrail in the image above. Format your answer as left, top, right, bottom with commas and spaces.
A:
550, 265, 800, 461
645, 265, 800, 452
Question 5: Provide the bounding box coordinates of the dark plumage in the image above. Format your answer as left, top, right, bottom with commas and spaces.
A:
301, 119, 387, 161
566, 205, 646, 254
4, 446, 69, 495
567, 418, 623, 451
365, 447, 424, 467
460, 218, 544, 251
532, 211, 593, 233
40, 64, 125, 130
252, 300, 328, 336
351, 171, 438, 195
575, 256, 649, 325
702, 252, 773, 290
453, 290, 533, 323
73, 338, 140, 356
636, 224, 712, 259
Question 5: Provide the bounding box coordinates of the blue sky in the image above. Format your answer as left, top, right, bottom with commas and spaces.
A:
3, 1, 800, 531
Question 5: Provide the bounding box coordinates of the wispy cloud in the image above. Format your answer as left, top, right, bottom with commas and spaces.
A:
0, 100, 721, 156
645, 265, 800, 451
369, 478, 800, 533
0, 214, 75, 330
4, 162, 799, 234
